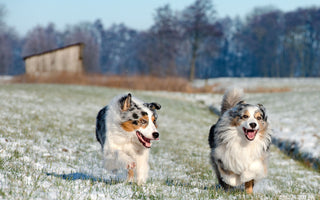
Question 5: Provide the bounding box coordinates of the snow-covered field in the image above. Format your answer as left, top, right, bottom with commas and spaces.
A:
0, 82, 319, 199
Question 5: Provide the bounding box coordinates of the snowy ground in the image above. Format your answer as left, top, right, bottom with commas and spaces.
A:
193, 77, 320, 92
0, 82, 319, 199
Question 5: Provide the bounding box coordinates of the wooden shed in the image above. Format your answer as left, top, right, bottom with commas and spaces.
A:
23, 43, 84, 76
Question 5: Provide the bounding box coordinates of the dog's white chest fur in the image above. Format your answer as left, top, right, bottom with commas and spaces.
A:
213, 128, 268, 186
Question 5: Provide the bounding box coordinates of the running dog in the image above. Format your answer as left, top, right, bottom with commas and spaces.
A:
208, 88, 272, 194
96, 93, 161, 184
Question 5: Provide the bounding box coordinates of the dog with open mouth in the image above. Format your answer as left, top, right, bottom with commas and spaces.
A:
208, 88, 272, 194
96, 93, 161, 184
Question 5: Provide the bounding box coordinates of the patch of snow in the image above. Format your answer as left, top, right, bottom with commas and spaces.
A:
253, 179, 280, 194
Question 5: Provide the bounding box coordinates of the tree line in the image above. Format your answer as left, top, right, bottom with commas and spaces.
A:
1, 0, 320, 79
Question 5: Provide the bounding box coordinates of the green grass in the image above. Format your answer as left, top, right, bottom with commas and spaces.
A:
0, 84, 319, 199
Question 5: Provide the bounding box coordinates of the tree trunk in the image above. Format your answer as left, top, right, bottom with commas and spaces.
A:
189, 52, 196, 81
189, 37, 199, 82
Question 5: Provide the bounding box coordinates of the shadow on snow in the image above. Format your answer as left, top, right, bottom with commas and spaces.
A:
165, 178, 246, 194
46, 172, 122, 185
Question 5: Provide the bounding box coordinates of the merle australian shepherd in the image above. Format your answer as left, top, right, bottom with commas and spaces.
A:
208, 88, 272, 194
96, 93, 161, 184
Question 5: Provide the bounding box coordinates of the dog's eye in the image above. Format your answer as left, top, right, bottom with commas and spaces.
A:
242, 115, 249, 119
140, 119, 148, 125
257, 116, 262, 120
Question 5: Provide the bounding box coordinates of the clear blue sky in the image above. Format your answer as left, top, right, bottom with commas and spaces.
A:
1, 0, 320, 36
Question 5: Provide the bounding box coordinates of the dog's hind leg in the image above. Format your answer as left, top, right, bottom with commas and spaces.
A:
245, 180, 254, 194
218, 176, 233, 190
211, 157, 234, 190
216, 161, 240, 188
213, 163, 227, 189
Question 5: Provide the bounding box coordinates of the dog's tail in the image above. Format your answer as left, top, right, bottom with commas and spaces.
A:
96, 106, 108, 150
221, 88, 244, 115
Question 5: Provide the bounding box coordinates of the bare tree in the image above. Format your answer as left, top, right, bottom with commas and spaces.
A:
22, 23, 59, 57
0, 5, 21, 75
150, 4, 181, 77
64, 23, 100, 73
181, 0, 222, 81
0, 31, 13, 75
0, 5, 10, 74
99, 23, 138, 75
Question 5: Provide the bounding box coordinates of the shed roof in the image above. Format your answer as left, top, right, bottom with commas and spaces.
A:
23, 43, 84, 60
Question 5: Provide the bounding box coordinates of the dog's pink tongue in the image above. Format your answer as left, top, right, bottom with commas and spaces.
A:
247, 131, 256, 140
145, 142, 152, 148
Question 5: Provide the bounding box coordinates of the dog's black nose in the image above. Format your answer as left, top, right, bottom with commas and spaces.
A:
249, 122, 257, 128
152, 132, 159, 139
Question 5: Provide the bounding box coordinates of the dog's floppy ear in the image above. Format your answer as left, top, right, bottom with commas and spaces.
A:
257, 103, 267, 121
150, 102, 161, 110
144, 102, 161, 111
120, 93, 132, 111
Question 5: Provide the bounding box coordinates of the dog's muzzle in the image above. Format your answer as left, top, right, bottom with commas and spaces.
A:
136, 131, 159, 148
243, 127, 258, 141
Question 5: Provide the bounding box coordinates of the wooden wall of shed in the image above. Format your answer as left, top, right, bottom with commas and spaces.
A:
25, 44, 83, 76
